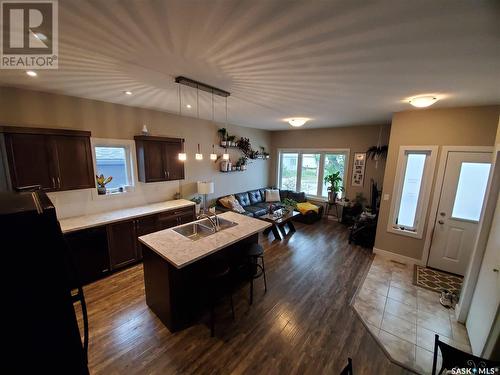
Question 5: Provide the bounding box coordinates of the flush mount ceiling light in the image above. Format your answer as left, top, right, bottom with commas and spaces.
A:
286, 118, 309, 127
186, 104, 192, 109
124, 90, 132, 95
408, 95, 438, 108
26, 70, 37, 77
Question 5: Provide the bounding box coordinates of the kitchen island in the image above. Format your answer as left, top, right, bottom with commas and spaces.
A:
139, 211, 271, 332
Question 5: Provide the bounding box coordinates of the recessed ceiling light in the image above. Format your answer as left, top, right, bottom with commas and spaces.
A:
124, 91, 132, 95
286, 118, 309, 127
34, 32, 47, 41
408, 95, 438, 108
186, 104, 192, 109
26, 70, 37, 77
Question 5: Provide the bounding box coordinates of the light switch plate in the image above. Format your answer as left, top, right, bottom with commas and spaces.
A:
383, 194, 390, 201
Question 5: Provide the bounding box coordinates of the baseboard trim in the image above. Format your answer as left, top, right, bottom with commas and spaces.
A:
373, 247, 424, 266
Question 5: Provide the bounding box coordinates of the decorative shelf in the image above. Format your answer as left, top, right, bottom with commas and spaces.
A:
219, 169, 246, 173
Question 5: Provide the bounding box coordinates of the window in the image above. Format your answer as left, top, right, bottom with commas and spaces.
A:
388, 146, 438, 238
92, 139, 135, 195
278, 149, 349, 198
451, 162, 491, 222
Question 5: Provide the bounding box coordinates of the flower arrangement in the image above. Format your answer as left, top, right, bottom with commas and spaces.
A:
96, 174, 113, 195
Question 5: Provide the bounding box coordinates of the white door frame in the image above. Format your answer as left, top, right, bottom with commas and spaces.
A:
421, 146, 494, 321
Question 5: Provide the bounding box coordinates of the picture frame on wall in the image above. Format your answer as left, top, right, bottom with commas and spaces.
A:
351, 152, 366, 187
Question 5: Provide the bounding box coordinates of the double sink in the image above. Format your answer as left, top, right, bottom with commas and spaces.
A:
173, 216, 238, 241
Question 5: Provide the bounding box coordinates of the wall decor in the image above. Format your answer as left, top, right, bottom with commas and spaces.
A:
351, 152, 366, 187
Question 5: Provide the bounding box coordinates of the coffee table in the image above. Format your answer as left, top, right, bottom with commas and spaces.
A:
259, 210, 300, 240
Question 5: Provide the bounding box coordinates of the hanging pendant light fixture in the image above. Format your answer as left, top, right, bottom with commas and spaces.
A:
210, 144, 217, 160
195, 143, 203, 160
209, 92, 218, 161
177, 84, 187, 161
222, 96, 230, 161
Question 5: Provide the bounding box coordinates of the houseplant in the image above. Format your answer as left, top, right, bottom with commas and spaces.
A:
324, 172, 344, 203
366, 145, 388, 160
190, 196, 202, 215
282, 198, 297, 214
218, 128, 227, 146
238, 156, 248, 170
96, 174, 113, 195
227, 135, 236, 147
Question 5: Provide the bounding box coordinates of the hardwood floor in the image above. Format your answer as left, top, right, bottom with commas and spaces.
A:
76, 218, 411, 374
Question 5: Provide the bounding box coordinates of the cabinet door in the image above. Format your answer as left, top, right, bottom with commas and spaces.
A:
107, 220, 138, 270
157, 211, 181, 230
163, 142, 184, 181
52, 135, 94, 190
144, 141, 166, 182
135, 215, 159, 260
64, 226, 110, 286
4, 133, 55, 190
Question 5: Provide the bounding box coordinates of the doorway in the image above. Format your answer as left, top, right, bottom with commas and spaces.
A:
427, 150, 492, 276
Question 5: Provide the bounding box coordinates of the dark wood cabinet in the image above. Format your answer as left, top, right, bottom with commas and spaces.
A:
2, 127, 94, 191
135, 136, 185, 183
65, 226, 110, 286
134, 215, 160, 260
107, 220, 138, 270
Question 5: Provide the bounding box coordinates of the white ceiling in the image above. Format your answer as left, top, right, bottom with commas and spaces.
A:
0, 0, 499, 130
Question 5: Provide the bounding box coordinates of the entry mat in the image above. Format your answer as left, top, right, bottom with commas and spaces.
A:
413, 265, 463, 296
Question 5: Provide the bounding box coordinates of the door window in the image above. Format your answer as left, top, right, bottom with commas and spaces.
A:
451, 162, 491, 222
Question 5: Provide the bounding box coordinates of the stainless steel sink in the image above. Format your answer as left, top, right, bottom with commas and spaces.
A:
197, 217, 238, 230
173, 217, 238, 241
172, 223, 214, 241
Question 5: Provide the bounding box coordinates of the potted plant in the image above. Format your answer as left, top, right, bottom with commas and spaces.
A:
96, 174, 113, 195
227, 135, 236, 147
218, 128, 227, 146
238, 156, 248, 170
366, 145, 388, 161
324, 172, 344, 203
190, 196, 202, 215
282, 198, 297, 214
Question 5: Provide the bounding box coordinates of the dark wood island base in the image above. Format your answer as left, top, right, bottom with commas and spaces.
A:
142, 233, 259, 332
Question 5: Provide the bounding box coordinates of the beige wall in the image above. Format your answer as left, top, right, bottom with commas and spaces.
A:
270, 124, 391, 200
375, 105, 500, 260
0, 87, 271, 218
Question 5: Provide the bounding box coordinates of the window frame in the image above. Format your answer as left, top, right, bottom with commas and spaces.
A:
91, 138, 136, 197
387, 145, 438, 239
277, 148, 350, 200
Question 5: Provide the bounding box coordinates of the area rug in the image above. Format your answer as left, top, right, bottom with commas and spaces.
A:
413, 265, 463, 296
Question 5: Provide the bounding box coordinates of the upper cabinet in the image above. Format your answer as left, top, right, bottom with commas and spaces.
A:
134, 136, 185, 183
1, 127, 94, 191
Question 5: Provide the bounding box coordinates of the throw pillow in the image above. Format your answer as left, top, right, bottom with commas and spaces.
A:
229, 198, 246, 213
265, 189, 280, 202
219, 195, 235, 209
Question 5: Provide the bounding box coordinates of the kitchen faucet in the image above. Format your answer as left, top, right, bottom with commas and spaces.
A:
198, 210, 220, 232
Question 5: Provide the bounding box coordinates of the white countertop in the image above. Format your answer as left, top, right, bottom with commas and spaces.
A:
138, 211, 271, 269
59, 199, 195, 234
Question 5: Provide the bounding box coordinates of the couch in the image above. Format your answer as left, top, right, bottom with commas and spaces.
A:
215, 188, 324, 224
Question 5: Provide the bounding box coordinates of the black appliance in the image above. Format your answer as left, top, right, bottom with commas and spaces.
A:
1, 188, 89, 374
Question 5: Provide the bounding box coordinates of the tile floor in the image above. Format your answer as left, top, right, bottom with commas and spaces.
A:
352, 255, 472, 374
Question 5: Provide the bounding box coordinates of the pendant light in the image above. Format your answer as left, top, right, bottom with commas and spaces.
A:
177, 84, 187, 161
222, 96, 230, 160
209, 92, 218, 161
195, 143, 203, 160
210, 144, 217, 160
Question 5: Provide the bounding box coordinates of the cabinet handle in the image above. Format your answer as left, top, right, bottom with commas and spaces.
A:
52, 177, 56, 189
167, 171, 170, 179
57, 176, 61, 189
164, 170, 167, 179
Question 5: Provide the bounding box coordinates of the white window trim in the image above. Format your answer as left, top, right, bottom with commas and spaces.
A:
90, 138, 137, 200
387, 145, 438, 239
277, 148, 350, 199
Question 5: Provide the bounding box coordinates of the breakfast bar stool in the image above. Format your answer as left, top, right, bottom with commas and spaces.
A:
206, 261, 235, 337
246, 243, 267, 305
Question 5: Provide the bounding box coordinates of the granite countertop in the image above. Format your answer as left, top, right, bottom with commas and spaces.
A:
138, 211, 271, 269
59, 199, 195, 234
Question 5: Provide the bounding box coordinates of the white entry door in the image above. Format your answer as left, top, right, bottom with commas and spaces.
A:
428, 151, 492, 275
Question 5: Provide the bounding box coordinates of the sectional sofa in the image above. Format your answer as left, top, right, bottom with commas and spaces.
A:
215, 188, 324, 224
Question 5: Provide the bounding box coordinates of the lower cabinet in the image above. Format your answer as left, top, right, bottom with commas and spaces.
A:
107, 220, 138, 270
65, 226, 110, 287
64, 205, 196, 285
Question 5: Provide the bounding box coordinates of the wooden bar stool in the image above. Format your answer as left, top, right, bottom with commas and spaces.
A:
245, 243, 267, 305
